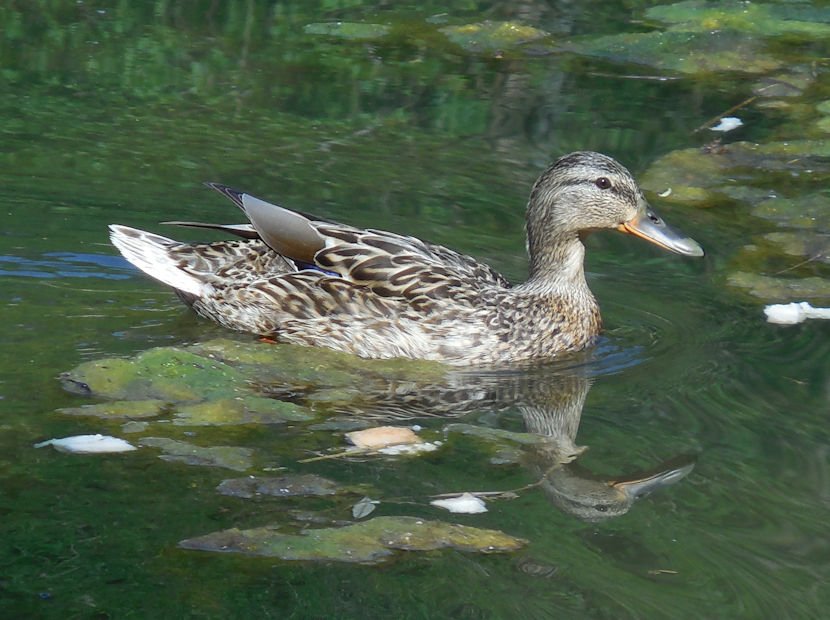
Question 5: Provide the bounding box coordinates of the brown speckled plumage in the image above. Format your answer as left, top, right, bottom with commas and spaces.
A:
110, 151, 702, 366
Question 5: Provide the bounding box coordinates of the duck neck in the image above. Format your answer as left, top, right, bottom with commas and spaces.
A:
525, 232, 590, 294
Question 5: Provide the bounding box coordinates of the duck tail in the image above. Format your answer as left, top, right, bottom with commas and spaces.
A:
109, 225, 207, 297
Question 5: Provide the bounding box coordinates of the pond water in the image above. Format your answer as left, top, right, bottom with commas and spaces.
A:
2, 1, 830, 618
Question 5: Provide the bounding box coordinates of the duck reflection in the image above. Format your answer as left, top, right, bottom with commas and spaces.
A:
295, 362, 694, 522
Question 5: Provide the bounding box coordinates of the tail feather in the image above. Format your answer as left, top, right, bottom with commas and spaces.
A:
109, 225, 206, 297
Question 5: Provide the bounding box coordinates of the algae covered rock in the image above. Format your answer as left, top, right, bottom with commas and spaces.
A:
61, 347, 246, 402
173, 396, 314, 426
59, 338, 448, 428
179, 516, 526, 564
568, 30, 781, 76
645, 1, 830, 37
439, 21, 550, 54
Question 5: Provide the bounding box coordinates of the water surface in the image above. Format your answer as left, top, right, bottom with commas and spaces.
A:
2, 2, 829, 618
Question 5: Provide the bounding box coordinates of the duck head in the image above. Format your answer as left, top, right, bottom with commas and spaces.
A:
526, 152, 703, 277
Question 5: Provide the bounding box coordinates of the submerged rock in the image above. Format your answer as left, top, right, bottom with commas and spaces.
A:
173, 397, 314, 426
641, 141, 830, 303
61, 339, 448, 406
139, 437, 254, 471
217, 474, 340, 498
179, 516, 526, 564
727, 272, 830, 302
57, 399, 166, 419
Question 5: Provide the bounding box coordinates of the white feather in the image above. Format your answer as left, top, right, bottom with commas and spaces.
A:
34, 434, 137, 454
109, 224, 206, 297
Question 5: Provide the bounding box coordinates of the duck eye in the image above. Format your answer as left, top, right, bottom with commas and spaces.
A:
595, 177, 612, 190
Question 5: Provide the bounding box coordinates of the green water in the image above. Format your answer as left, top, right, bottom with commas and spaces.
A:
2, 1, 830, 618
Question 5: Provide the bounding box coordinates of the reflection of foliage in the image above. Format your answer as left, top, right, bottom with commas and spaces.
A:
0, 0, 508, 126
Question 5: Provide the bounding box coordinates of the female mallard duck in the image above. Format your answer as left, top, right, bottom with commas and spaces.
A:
110, 151, 702, 365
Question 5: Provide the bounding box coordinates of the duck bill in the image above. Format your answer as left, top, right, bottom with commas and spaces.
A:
617, 206, 704, 257
611, 459, 695, 500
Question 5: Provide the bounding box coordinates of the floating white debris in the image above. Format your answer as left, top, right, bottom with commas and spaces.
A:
377, 441, 441, 455
430, 492, 488, 514
34, 434, 137, 454
764, 302, 830, 325
710, 116, 743, 132
658, 188, 673, 198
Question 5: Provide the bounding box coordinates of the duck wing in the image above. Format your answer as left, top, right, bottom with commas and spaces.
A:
207, 184, 511, 305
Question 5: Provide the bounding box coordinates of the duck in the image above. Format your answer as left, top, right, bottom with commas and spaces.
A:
109, 151, 703, 366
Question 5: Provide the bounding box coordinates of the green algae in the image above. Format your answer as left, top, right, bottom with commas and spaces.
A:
179, 516, 526, 564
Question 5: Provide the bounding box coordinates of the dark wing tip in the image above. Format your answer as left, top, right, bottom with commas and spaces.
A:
205, 182, 246, 210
